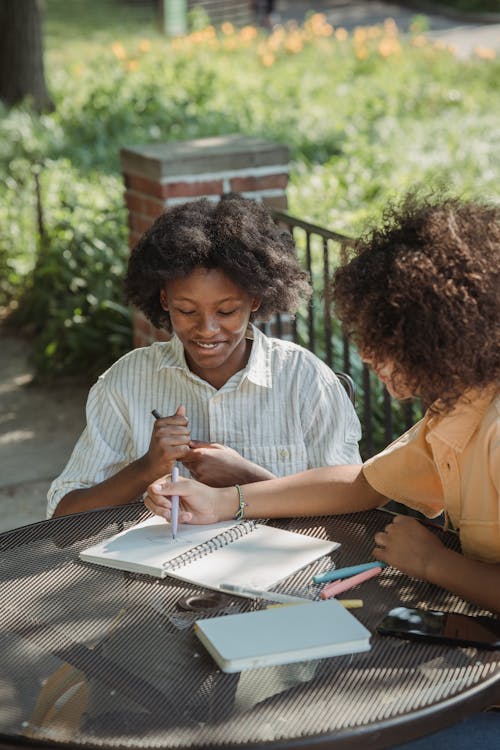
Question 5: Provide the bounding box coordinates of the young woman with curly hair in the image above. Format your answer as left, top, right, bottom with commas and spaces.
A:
148, 194, 500, 617
48, 194, 361, 518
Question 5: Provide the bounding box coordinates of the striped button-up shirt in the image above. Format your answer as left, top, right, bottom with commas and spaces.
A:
47, 325, 361, 517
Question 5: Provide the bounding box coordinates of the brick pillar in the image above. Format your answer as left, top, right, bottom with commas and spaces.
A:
121, 134, 290, 347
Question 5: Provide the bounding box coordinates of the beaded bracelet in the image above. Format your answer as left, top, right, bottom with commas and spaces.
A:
234, 484, 247, 521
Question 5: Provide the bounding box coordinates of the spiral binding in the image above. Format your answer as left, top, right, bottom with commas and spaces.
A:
162, 519, 260, 571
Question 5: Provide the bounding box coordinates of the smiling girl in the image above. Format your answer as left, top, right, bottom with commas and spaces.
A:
47, 194, 361, 518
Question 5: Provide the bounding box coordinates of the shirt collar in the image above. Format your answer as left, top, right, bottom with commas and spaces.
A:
244, 324, 272, 388
156, 333, 189, 371
427, 386, 498, 452
155, 324, 272, 388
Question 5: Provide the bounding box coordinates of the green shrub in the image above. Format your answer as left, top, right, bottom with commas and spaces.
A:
8, 161, 131, 381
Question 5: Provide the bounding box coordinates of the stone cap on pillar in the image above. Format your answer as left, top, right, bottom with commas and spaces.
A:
120, 134, 289, 181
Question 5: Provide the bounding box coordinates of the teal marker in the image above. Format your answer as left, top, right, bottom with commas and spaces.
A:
313, 561, 388, 584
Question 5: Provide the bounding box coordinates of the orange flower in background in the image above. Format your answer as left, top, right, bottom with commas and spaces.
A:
221, 22, 234, 35
240, 25, 257, 42
367, 26, 382, 39
189, 31, 201, 43
412, 35, 428, 48
268, 27, 285, 51
261, 52, 275, 66
335, 27, 348, 41
306, 12, 332, 37
111, 42, 127, 60
138, 39, 151, 53
285, 30, 304, 53
353, 27, 367, 45
319, 23, 333, 37
304, 12, 333, 38
127, 60, 139, 71
378, 37, 401, 57
354, 26, 369, 59
475, 47, 496, 59
223, 37, 238, 50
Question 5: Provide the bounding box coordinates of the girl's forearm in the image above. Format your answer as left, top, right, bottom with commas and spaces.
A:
215, 464, 384, 521
52, 456, 160, 517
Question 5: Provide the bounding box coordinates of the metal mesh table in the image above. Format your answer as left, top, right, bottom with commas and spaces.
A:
0, 505, 498, 750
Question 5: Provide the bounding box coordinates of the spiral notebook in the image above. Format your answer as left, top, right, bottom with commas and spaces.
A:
79, 516, 339, 593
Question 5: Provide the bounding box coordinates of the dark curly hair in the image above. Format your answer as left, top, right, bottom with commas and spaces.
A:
124, 194, 311, 331
333, 193, 500, 412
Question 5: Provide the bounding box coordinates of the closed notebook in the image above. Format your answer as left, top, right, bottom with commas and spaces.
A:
79, 516, 338, 593
194, 599, 371, 673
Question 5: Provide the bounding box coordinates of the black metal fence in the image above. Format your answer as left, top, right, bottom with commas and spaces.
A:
264, 209, 422, 459
187, 0, 252, 26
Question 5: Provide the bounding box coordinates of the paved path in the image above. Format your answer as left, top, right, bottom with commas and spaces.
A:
1, 2, 499, 532
0, 329, 87, 531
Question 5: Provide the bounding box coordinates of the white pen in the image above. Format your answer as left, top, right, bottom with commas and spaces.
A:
170, 464, 179, 540
219, 583, 309, 604
151, 409, 180, 540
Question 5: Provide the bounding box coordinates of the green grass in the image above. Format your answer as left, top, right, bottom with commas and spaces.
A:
44, 0, 158, 42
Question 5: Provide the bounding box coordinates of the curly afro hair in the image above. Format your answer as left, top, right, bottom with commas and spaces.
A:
333, 193, 500, 412
124, 194, 311, 331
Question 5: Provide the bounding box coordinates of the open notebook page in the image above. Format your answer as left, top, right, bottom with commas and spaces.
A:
167, 524, 339, 593
79, 516, 238, 577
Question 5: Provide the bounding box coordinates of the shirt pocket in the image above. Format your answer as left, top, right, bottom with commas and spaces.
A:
459, 520, 500, 563
237, 443, 308, 477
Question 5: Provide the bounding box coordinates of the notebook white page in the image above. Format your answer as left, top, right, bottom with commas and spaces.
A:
79, 516, 238, 577
168, 524, 339, 592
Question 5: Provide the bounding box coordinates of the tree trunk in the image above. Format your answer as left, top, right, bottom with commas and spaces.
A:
0, 0, 54, 112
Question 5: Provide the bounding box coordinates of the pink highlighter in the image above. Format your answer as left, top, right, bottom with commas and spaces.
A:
320, 565, 383, 600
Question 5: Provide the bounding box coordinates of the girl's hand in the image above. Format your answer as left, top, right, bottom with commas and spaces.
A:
372, 514, 446, 581
182, 441, 275, 485
144, 475, 223, 525
143, 405, 191, 478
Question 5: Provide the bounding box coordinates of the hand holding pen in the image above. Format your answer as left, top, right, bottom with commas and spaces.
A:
149, 406, 190, 477
151, 409, 184, 538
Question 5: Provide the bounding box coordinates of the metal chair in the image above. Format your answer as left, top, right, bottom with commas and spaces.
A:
334, 371, 356, 406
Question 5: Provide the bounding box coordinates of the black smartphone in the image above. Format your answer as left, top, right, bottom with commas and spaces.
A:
377, 606, 500, 650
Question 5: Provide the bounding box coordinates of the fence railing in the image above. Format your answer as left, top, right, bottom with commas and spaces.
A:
263, 209, 421, 459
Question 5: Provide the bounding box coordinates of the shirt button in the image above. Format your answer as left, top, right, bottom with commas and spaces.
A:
280, 449, 289, 459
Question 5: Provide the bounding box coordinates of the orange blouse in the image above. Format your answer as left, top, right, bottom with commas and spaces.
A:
363, 388, 500, 563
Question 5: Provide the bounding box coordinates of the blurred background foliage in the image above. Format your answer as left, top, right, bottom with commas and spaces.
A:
0, 1, 499, 449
